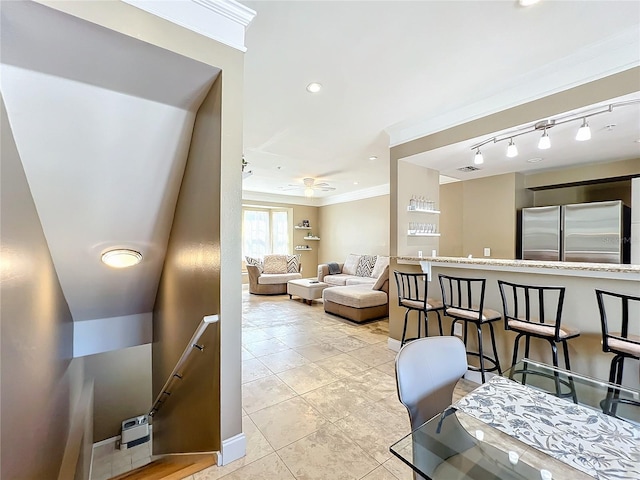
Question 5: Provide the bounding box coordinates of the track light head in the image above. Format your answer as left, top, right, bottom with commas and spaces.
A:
474, 148, 484, 165
538, 129, 551, 150
576, 118, 591, 141
506, 138, 518, 158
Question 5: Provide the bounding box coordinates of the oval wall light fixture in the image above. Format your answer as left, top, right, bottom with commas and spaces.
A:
101, 249, 143, 268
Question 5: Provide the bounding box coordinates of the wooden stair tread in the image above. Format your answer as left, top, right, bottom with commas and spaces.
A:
109, 454, 217, 480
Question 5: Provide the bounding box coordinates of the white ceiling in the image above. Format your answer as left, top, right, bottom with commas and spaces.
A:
241, 0, 640, 201
1, 0, 639, 326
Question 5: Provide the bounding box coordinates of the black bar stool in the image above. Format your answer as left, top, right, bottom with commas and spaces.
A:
596, 289, 640, 419
394, 271, 444, 347
438, 274, 501, 383
498, 280, 580, 402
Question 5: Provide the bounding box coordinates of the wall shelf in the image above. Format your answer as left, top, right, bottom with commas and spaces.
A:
294, 226, 312, 230
407, 207, 440, 214
303, 236, 320, 240
407, 232, 441, 237
295, 246, 313, 251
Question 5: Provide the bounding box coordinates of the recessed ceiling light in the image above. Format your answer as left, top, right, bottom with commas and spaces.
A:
101, 249, 143, 268
519, 0, 540, 6
306, 82, 322, 93
635, 139, 640, 143
527, 157, 543, 163
605, 124, 617, 131
354, 181, 359, 185
368, 156, 377, 161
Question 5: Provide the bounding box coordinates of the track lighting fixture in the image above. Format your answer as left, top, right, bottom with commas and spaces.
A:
576, 118, 591, 141
538, 129, 551, 150
469, 98, 639, 165
474, 148, 484, 165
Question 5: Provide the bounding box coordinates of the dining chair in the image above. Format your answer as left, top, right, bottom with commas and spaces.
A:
394, 271, 444, 347
596, 289, 640, 418
438, 274, 502, 383
395, 336, 468, 431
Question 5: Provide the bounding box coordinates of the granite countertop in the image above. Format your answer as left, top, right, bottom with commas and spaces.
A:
395, 256, 640, 274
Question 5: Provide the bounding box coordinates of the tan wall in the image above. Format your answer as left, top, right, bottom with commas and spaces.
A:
318, 195, 390, 263
241, 200, 320, 277
1, 94, 86, 479
462, 174, 519, 259
439, 182, 463, 257
152, 78, 223, 454
84, 345, 152, 442
397, 162, 440, 257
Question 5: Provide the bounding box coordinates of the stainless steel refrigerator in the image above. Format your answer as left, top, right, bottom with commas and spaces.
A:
521, 201, 630, 264
521, 205, 562, 261
563, 200, 630, 264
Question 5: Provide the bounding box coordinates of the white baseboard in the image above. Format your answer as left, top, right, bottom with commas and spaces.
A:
387, 337, 402, 352
217, 433, 246, 466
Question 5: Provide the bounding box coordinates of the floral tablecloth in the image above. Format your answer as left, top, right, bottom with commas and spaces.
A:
454, 375, 640, 480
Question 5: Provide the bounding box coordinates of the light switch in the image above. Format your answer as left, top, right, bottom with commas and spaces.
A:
483, 247, 491, 257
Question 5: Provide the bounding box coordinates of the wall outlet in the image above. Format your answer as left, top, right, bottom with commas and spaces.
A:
483, 247, 491, 257
453, 323, 463, 336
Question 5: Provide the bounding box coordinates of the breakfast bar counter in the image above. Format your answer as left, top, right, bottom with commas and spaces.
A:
388, 256, 640, 389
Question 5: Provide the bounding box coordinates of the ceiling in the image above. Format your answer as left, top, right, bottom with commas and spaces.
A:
240, 0, 640, 201
1, 0, 639, 330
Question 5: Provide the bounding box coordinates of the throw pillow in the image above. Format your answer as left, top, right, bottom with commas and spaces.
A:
372, 265, 389, 291
356, 255, 377, 277
370, 256, 390, 278
245, 256, 263, 273
287, 254, 301, 273
263, 255, 287, 274
342, 254, 362, 275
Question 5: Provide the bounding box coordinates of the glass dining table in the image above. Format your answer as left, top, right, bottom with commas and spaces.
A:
389, 359, 640, 480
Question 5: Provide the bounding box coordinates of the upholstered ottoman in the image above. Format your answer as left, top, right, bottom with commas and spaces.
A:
287, 278, 329, 305
323, 284, 388, 323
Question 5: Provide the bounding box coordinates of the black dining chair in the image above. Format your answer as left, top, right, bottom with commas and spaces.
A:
438, 274, 502, 383
596, 289, 640, 418
394, 271, 444, 347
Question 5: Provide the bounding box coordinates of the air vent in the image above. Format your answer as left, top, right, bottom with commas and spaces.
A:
457, 166, 481, 172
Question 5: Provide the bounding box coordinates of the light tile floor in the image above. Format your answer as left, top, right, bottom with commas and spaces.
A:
184, 288, 477, 480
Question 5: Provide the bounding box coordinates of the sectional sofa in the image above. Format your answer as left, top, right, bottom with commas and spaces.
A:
318, 254, 390, 322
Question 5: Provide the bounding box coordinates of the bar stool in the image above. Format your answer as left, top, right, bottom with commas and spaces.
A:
394, 271, 444, 347
498, 280, 580, 401
596, 289, 640, 418
438, 274, 501, 383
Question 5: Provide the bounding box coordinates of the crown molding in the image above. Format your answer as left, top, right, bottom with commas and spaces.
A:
318, 184, 390, 206
242, 183, 391, 207
386, 26, 640, 147
122, 0, 256, 52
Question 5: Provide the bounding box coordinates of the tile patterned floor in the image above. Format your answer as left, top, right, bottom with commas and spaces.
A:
185, 289, 476, 480
92, 288, 477, 480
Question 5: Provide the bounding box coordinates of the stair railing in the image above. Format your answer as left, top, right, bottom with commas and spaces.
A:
149, 314, 219, 417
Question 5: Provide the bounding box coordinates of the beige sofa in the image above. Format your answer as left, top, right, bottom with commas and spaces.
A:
317, 254, 389, 286
246, 254, 302, 295
319, 255, 390, 322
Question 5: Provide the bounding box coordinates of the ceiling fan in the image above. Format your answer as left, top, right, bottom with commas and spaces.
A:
279, 177, 336, 197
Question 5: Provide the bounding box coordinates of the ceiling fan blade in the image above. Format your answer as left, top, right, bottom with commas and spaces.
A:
313, 182, 330, 187
278, 186, 300, 191
318, 186, 336, 191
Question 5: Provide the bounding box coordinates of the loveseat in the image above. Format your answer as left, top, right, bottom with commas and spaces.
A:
245, 254, 302, 295
319, 254, 390, 322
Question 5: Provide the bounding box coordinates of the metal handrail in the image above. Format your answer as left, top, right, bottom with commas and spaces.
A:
148, 314, 219, 417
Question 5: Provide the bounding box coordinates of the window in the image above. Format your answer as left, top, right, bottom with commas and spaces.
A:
242, 206, 291, 258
